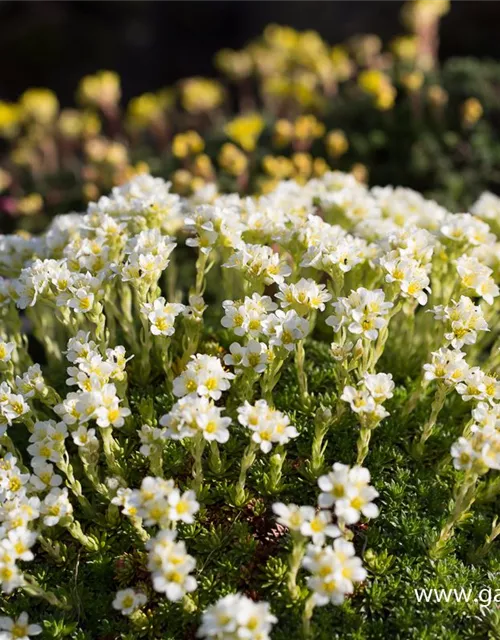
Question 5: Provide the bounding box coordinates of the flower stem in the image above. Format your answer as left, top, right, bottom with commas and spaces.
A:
65, 519, 99, 552
100, 427, 123, 476
208, 441, 223, 475
302, 594, 316, 638
419, 384, 448, 447
235, 441, 258, 505
430, 472, 478, 557
295, 339, 308, 399
22, 574, 70, 609
288, 533, 306, 600
356, 425, 372, 465
192, 433, 206, 494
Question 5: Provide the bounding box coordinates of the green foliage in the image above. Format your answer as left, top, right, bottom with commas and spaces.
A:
2, 339, 499, 639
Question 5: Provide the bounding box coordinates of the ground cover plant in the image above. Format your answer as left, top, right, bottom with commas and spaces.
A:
3, 0, 500, 235
1, 168, 500, 639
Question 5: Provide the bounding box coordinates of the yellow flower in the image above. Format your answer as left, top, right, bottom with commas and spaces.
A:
77, 71, 121, 109
191, 176, 207, 192
193, 154, 214, 179
172, 131, 205, 158
401, 71, 424, 93
224, 114, 265, 152
172, 169, 193, 195
258, 177, 279, 194
215, 49, 253, 80
295, 30, 329, 67
291, 71, 320, 108
358, 70, 396, 110
375, 87, 396, 111
81, 111, 102, 137
127, 93, 163, 130
17, 193, 43, 216
349, 34, 382, 65
427, 85, 448, 107
218, 143, 248, 176
330, 46, 353, 82
390, 35, 418, 61
0, 101, 21, 138
326, 130, 349, 158
181, 78, 224, 114
313, 157, 329, 177
402, 0, 450, 29
263, 24, 298, 51
292, 152, 313, 178
11, 143, 34, 167
293, 115, 325, 142
462, 98, 483, 126
262, 155, 293, 179
20, 88, 59, 124
249, 45, 287, 76
262, 76, 291, 99
106, 142, 128, 166
358, 69, 385, 94
58, 109, 85, 139
273, 119, 294, 147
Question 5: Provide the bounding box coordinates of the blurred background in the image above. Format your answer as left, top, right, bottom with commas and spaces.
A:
2, 0, 500, 105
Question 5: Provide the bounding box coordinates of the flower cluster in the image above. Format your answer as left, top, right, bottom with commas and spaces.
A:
197, 593, 277, 640
1, 161, 500, 637
4, 0, 500, 241
273, 462, 378, 624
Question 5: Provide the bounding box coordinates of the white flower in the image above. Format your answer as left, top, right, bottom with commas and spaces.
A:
221, 294, 277, 338
141, 297, 185, 336
456, 367, 487, 402
276, 278, 332, 314
327, 288, 393, 341
450, 437, 477, 471
471, 191, 500, 221
146, 530, 197, 601
317, 464, 379, 525
340, 386, 376, 415
423, 348, 469, 386
1, 394, 30, 426
0, 551, 24, 593
167, 489, 199, 524
0, 341, 15, 363
197, 593, 277, 640
272, 502, 307, 532
224, 340, 269, 374
67, 287, 95, 313
1, 528, 37, 562
456, 255, 499, 305
30, 461, 62, 492
362, 372, 394, 402
431, 296, 489, 349
264, 309, 309, 351
72, 425, 99, 448
381, 254, 430, 305
302, 538, 367, 606
41, 487, 73, 526
299, 507, 341, 545
112, 588, 147, 616
139, 424, 166, 457
237, 400, 298, 453
223, 243, 291, 286
159, 396, 231, 443
0, 613, 42, 639
173, 354, 234, 400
